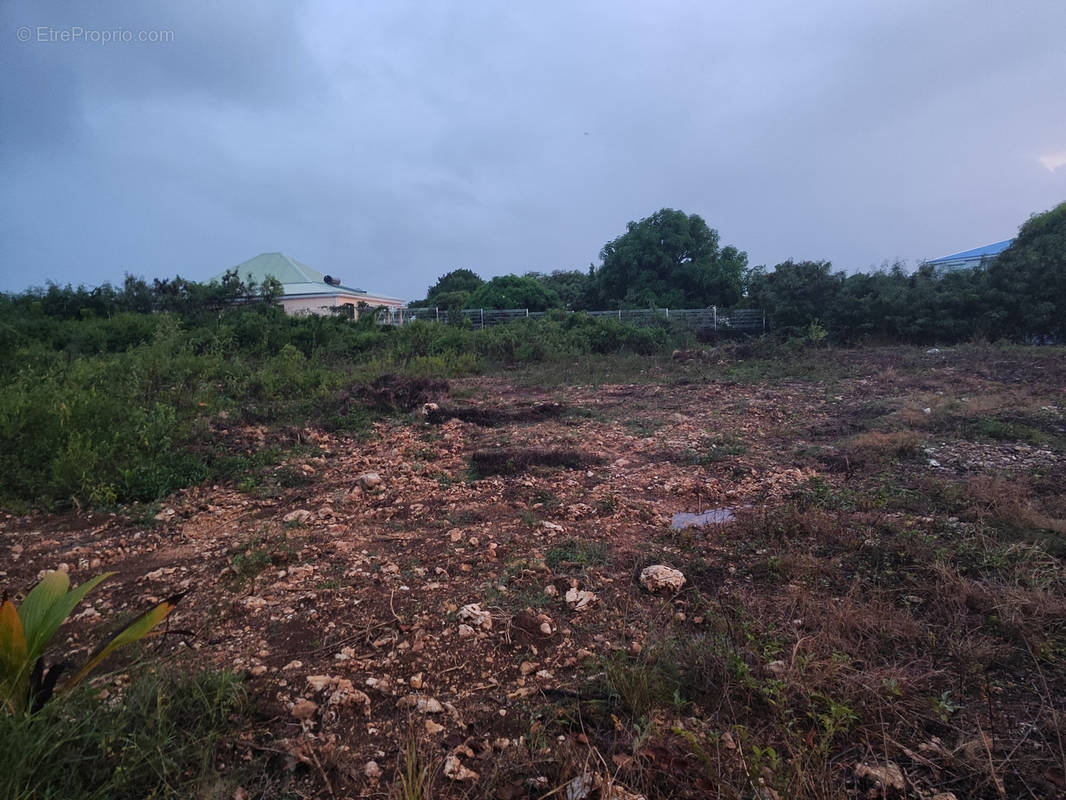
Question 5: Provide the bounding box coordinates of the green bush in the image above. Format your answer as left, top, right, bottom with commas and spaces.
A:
0, 284, 686, 510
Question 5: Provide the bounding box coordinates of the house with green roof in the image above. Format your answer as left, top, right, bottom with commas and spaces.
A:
217, 252, 404, 317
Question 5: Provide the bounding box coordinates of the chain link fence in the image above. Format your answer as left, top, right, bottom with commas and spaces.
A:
376, 306, 764, 332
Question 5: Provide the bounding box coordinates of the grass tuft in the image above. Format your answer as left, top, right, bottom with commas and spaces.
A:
0, 668, 246, 800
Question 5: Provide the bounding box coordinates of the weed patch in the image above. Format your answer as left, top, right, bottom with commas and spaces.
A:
0, 668, 246, 800
545, 539, 608, 571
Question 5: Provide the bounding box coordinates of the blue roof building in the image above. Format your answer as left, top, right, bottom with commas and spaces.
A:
926, 239, 1013, 272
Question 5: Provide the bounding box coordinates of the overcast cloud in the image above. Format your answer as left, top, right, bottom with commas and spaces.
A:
2, 0, 1064, 300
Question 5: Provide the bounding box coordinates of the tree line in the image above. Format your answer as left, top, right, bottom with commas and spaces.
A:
2, 200, 1063, 345
412, 201, 1065, 343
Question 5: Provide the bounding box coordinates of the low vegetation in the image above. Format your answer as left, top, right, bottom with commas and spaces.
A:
1, 199, 1063, 798
0, 668, 246, 800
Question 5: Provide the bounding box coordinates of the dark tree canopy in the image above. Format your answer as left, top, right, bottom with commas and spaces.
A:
467, 275, 561, 311
745, 260, 841, 335
523, 269, 592, 310
415, 268, 485, 309
985, 200, 1066, 341
592, 209, 747, 308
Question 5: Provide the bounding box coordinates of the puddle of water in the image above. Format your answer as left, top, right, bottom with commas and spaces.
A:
671, 508, 735, 529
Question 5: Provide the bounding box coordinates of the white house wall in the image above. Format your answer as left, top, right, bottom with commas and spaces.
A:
279, 294, 405, 316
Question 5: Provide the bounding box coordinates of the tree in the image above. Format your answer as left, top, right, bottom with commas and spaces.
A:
985, 200, 1066, 341
593, 209, 747, 308
467, 275, 561, 311
413, 268, 485, 309
746, 260, 842, 336
523, 269, 592, 310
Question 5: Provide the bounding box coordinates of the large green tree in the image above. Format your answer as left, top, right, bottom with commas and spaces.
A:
985, 200, 1066, 341
413, 268, 485, 309
523, 269, 592, 310
467, 275, 561, 311
592, 209, 747, 308
746, 260, 841, 336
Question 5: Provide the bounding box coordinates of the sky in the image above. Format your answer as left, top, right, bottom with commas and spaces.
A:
2, 1, 1065, 302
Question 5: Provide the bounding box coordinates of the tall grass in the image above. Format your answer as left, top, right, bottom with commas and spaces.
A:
0, 669, 246, 800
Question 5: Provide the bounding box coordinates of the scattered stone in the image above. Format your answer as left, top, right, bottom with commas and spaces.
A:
283, 509, 312, 524
460, 602, 493, 629
458, 623, 476, 638
290, 698, 317, 721
357, 472, 382, 490
365, 676, 393, 693
398, 695, 444, 714
766, 660, 787, 678
364, 760, 382, 780
328, 680, 372, 714
640, 565, 686, 593
565, 772, 594, 800
444, 754, 480, 782
565, 587, 598, 611
334, 646, 356, 662
854, 762, 905, 795
424, 719, 445, 735
409, 672, 424, 689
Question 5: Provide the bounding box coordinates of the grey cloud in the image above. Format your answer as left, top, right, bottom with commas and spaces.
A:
2, 0, 1064, 298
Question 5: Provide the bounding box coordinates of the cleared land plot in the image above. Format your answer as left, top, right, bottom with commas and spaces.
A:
3, 345, 1065, 799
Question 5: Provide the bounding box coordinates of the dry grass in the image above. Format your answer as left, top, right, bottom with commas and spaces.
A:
966, 475, 1066, 535
843, 430, 923, 465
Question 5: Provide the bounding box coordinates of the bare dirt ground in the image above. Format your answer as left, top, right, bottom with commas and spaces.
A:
3, 345, 1065, 799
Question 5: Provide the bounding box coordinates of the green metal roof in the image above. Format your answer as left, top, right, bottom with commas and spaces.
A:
216, 252, 368, 297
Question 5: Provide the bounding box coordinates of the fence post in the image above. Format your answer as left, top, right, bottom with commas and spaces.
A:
526, 308, 529, 317
665, 308, 669, 319
713, 306, 717, 331
480, 309, 484, 329
618, 309, 621, 320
